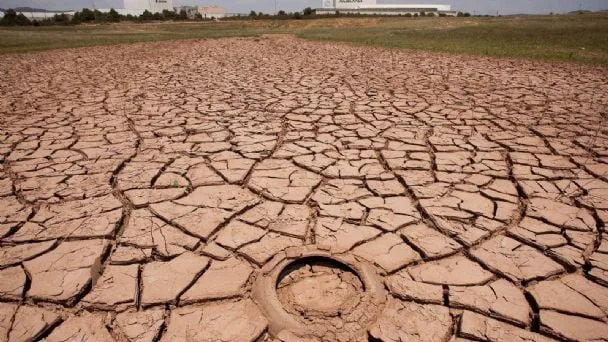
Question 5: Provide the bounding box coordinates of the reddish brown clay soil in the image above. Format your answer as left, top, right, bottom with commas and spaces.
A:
0, 35, 608, 341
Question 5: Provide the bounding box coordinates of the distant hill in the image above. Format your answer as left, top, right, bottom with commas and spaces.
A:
14, 7, 52, 12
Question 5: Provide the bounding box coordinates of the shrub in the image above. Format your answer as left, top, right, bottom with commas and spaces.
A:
249, 10, 257, 17
405, 13, 412, 17
303, 7, 313, 16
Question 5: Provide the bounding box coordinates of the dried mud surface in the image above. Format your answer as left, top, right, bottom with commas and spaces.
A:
1, 35, 608, 341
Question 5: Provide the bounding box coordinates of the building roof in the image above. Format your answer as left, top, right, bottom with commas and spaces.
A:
11, 11, 76, 19
324, 0, 450, 11
98, 8, 146, 16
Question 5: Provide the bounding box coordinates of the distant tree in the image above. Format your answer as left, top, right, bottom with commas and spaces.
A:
15, 12, 30, 25
109, 8, 120, 22
463, 12, 471, 17
93, 9, 108, 22
277, 10, 286, 16
80, 8, 95, 21
413, 13, 419, 17
0, 9, 17, 25
178, 9, 188, 20
0, 9, 32, 25
303, 7, 313, 15
153, 12, 162, 20
293, 11, 301, 19
162, 9, 176, 20
72, 12, 81, 23
404, 12, 412, 17
194, 12, 203, 20
53, 13, 70, 24
249, 10, 257, 17
457, 11, 463, 17
141, 10, 153, 20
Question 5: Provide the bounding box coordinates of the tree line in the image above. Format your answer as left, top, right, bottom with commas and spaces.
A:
1, 7, 472, 26
0, 8, 195, 26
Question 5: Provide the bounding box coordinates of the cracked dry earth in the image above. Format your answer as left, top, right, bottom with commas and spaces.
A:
0, 34, 608, 342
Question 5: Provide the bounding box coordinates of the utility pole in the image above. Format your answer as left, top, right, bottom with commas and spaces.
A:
275, 0, 278, 15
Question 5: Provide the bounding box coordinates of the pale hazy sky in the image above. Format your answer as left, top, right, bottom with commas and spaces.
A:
1, 0, 607, 15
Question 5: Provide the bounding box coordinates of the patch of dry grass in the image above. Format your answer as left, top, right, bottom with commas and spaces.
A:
1, 14, 607, 65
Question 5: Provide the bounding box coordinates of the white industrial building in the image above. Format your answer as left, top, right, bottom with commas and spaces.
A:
2, 10, 76, 20
124, 0, 173, 13
316, 0, 455, 16
198, 6, 226, 19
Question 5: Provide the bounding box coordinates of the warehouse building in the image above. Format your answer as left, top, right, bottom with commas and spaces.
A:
1, 10, 75, 20
124, 0, 173, 14
316, 0, 455, 16
198, 6, 226, 19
